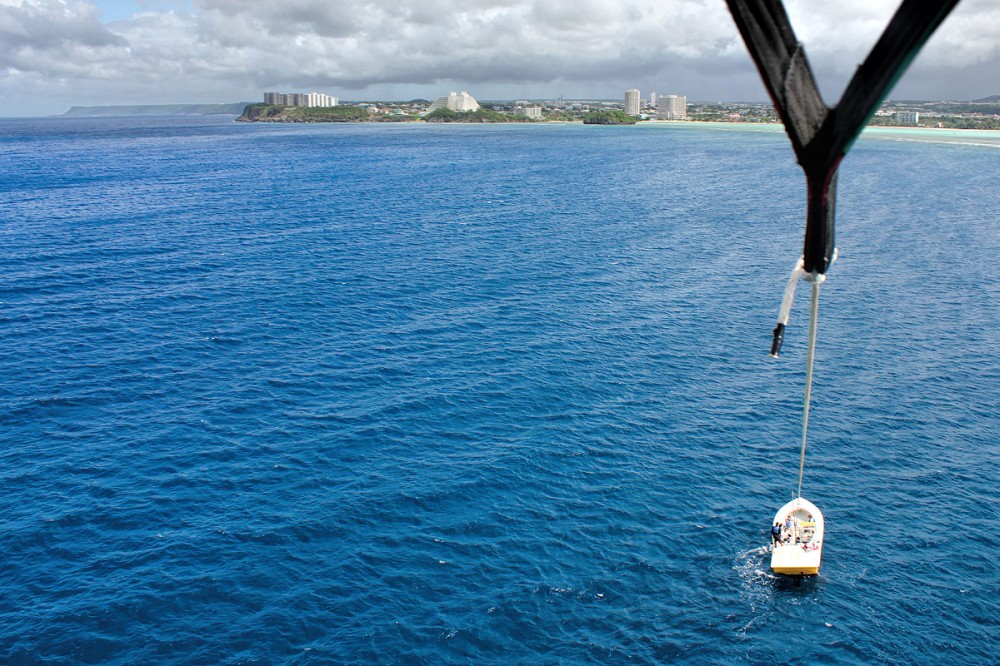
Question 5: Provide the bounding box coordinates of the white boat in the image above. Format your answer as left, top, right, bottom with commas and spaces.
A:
769, 496, 823, 575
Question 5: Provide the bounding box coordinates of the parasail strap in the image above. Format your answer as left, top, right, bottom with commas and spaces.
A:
797, 278, 821, 498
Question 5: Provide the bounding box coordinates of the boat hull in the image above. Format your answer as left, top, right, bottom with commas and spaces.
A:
769, 497, 824, 576
770, 544, 822, 575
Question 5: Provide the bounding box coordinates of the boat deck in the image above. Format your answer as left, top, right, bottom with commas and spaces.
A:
770, 498, 824, 575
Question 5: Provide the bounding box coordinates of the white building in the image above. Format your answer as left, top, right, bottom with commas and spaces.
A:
513, 106, 542, 119
426, 91, 481, 113
305, 92, 338, 107
263, 91, 338, 107
625, 88, 641, 116
650, 92, 657, 107
657, 95, 687, 120
893, 110, 920, 125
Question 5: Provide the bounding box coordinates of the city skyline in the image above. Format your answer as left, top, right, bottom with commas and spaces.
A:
1, 0, 998, 117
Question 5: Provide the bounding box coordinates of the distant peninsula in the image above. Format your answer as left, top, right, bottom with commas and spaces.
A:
235, 104, 547, 123
236, 103, 652, 124
61, 103, 252, 117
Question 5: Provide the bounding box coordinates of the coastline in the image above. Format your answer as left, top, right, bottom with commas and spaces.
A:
858, 124, 1000, 147
637, 120, 1000, 146
234, 108, 999, 138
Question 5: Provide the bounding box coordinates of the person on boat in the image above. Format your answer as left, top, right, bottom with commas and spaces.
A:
771, 522, 782, 545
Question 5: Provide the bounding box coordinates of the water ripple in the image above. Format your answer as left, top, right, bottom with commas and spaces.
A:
0, 117, 996, 663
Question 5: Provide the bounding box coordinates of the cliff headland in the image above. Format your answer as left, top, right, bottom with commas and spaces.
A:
235, 104, 545, 123
237, 104, 372, 122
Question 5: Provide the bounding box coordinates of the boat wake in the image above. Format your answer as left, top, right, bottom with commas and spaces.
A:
731, 545, 778, 635
735, 545, 775, 586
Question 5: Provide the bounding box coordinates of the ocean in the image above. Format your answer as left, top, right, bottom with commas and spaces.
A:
0, 116, 997, 664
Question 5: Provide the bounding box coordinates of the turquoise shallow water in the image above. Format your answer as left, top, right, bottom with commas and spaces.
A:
0, 116, 997, 663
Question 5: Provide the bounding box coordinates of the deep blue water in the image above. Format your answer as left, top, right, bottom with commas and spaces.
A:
0, 116, 997, 664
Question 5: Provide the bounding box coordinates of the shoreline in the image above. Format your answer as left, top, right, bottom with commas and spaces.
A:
235, 111, 999, 134
6, 114, 996, 135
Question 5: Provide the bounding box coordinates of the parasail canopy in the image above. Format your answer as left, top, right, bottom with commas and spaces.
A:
724, 0, 961, 276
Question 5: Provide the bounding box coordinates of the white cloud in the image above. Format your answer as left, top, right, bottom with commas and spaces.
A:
1, 0, 997, 116
922, 0, 1000, 68
781, 0, 1000, 103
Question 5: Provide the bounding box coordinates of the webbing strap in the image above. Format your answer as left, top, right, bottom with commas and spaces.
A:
797, 280, 820, 498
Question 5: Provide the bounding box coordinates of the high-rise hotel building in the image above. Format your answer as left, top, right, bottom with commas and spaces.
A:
625, 89, 641, 116
263, 91, 338, 107
657, 95, 687, 120
425, 91, 481, 113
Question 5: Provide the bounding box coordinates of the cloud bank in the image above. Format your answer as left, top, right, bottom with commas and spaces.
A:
1, 0, 997, 115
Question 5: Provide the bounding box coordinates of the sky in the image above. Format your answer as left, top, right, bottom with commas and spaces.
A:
1, 0, 997, 116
